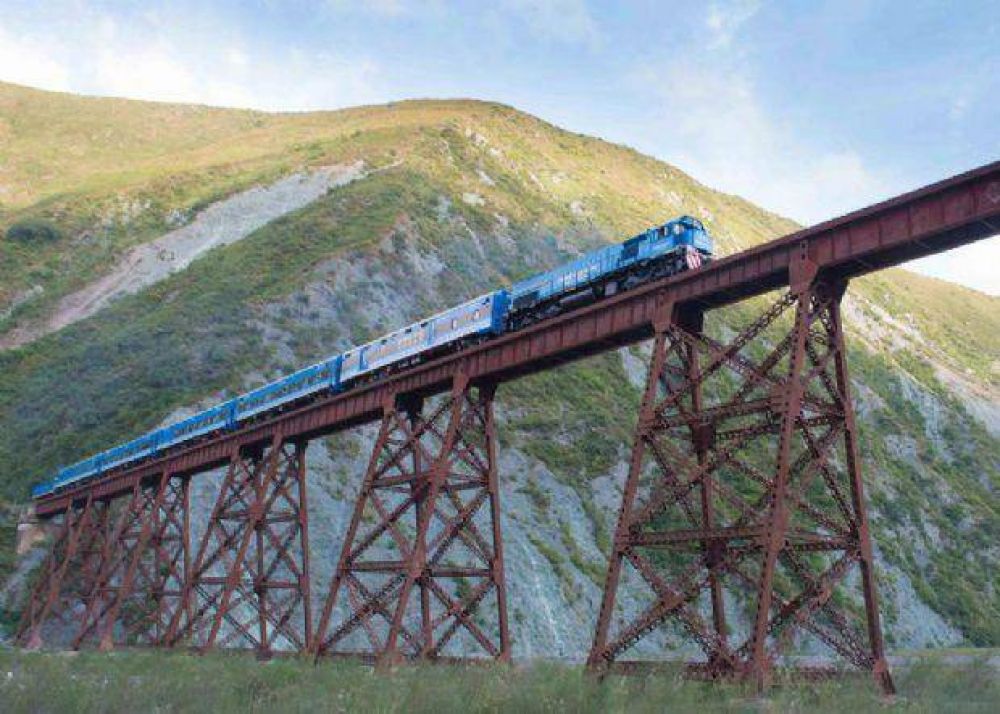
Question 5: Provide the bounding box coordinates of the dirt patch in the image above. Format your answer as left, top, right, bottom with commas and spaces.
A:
0, 162, 366, 351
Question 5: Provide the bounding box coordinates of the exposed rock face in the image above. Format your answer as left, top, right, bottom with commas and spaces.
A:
878, 559, 962, 647
15, 508, 49, 556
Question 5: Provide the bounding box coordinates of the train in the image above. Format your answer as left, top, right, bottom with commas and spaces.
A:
31, 215, 713, 499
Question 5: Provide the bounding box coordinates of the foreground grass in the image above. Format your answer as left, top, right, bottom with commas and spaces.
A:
0, 650, 997, 713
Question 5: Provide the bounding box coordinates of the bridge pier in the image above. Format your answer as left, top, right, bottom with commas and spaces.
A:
70, 472, 190, 650
587, 256, 894, 694
17, 494, 114, 649
313, 375, 510, 664
163, 436, 312, 656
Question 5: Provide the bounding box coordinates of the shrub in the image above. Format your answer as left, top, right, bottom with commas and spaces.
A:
5, 218, 63, 243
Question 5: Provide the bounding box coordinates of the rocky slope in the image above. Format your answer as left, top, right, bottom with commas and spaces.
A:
0, 82, 997, 652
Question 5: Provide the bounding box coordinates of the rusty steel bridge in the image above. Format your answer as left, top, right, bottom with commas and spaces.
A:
17, 161, 1000, 694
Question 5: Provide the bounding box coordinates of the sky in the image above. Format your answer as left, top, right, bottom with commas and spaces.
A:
1, 0, 998, 294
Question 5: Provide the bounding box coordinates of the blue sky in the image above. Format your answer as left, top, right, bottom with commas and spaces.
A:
2, 0, 997, 293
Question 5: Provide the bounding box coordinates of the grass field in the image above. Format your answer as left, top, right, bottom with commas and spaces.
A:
0, 650, 997, 713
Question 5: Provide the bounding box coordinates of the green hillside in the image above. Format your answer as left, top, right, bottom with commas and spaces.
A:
0, 81, 997, 647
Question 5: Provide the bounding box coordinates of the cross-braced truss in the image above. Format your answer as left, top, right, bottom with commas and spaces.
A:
313, 375, 510, 665
125, 475, 191, 645
164, 437, 312, 656
70, 473, 189, 649
588, 267, 894, 694
17, 495, 112, 649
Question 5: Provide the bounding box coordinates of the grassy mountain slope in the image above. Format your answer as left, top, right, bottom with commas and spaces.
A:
0, 82, 997, 647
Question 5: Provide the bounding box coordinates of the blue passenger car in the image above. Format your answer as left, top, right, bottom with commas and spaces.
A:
235, 358, 339, 422
340, 292, 508, 386
426, 292, 507, 351
339, 346, 364, 384
158, 401, 236, 450
102, 431, 160, 472
49, 453, 104, 494
361, 318, 434, 374
33, 457, 95, 496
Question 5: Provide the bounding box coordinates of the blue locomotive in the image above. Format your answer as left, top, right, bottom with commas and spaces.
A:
31, 215, 712, 499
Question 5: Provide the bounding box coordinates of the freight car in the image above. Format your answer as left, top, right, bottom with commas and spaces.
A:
32, 215, 713, 499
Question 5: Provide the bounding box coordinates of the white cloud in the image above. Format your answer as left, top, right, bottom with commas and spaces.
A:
365, 0, 418, 15
631, 59, 890, 226
0, 10, 383, 112
906, 241, 1000, 296
81, 36, 382, 112
93, 42, 206, 105
0, 27, 73, 92
324, 0, 442, 18
705, 0, 761, 48
226, 47, 250, 69
500, 0, 602, 48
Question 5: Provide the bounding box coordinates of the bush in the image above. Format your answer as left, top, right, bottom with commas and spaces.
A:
5, 219, 63, 243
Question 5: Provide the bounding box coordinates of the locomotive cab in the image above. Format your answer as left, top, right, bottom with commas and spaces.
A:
672, 215, 713, 255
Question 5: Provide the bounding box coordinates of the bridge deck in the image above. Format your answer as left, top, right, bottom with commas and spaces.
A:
35, 160, 1000, 517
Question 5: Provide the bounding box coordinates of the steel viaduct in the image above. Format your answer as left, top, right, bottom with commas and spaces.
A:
16, 160, 1000, 694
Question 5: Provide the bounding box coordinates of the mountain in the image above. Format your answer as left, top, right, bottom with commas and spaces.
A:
0, 81, 997, 652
